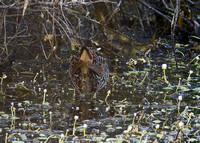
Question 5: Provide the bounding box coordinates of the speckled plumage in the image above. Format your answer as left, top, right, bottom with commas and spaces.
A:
69, 47, 109, 95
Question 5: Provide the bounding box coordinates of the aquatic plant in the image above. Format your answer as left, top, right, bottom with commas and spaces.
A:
59, 133, 65, 143
140, 71, 148, 85
83, 124, 87, 136
132, 113, 137, 125
105, 90, 111, 101
33, 72, 39, 83
43, 89, 47, 105
0, 74, 7, 86
162, 64, 168, 84
178, 95, 182, 114
187, 70, 193, 83
186, 112, 194, 127
73, 115, 79, 136
155, 124, 160, 134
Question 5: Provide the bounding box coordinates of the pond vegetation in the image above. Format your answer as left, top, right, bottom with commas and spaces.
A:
0, 0, 200, 142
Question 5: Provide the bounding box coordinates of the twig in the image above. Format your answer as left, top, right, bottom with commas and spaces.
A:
40, 41, 48, 60
0, 10, 4, 37
171, 0, 180, 69
0, 1, 115, 10
143, 3, 153, 35
136, 0, 192, 37
162, 0, 174, 12
136, 0, 172, 23
3, 9, 8, 55
52, 0, 56, 49
186, 0, 200, 10
134, 0, 145, 33
45, 9, 72, 43
104, 0, 122, 26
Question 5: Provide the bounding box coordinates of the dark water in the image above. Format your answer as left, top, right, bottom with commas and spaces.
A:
0, 48, 199, 142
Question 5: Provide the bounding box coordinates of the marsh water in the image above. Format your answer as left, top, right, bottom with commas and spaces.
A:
0, 45, 199, 142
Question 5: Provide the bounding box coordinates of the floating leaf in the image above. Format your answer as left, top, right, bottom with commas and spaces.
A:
23, 100, 31, 105
22, 123, 28, 127
10, 116, 20, 120
106, 138, 118, 142
179, 86, 190, 92
105, 125, 112, 128
92, 137, 104, 142
68, 88, 74, 91
187, 138, 197, 142
163, 86, 175, 90
20, 134, 27, 140
124, 71, 139, 76
192, 87, 200, 92
12, 141, 25, 143
116, 126, 123, 130
1, 114, 9, 118
37, 137, 48, 140
164, 126, 170, 129
153, 120, 162, 123
106, 128, 115, 133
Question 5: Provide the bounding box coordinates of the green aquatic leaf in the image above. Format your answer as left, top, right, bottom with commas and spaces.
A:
23, 100, 31, 105
163, 86, 175, 90
178, 86, 190, 92
92, 137, 104, 142
192, 87, 200, 92
187, 138, 197, 142
106, 138, 118, 142
68, 88, 74, 91
37, 137, 48, 140
106, 128, 115, 133
164, 126, 170, 129
105, 125, 112, 128
116, 126, 123, 130
20, 134, 27, 140
124, 71, 137, 76
10, 116, 20, 120
153, 120, 162, 123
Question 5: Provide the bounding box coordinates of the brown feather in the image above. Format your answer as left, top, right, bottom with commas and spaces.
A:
69, 47, 109, 95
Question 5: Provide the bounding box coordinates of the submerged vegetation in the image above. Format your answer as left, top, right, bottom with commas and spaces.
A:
0, 0, 200, 142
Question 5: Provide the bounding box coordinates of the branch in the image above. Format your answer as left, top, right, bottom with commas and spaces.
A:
161, 0, 174, 12
171, 0, 181, 68
136, 0, 172, 23
0, 1, 116, 10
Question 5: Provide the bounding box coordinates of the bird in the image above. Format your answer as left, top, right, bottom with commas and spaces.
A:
69, 47, 109, 95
